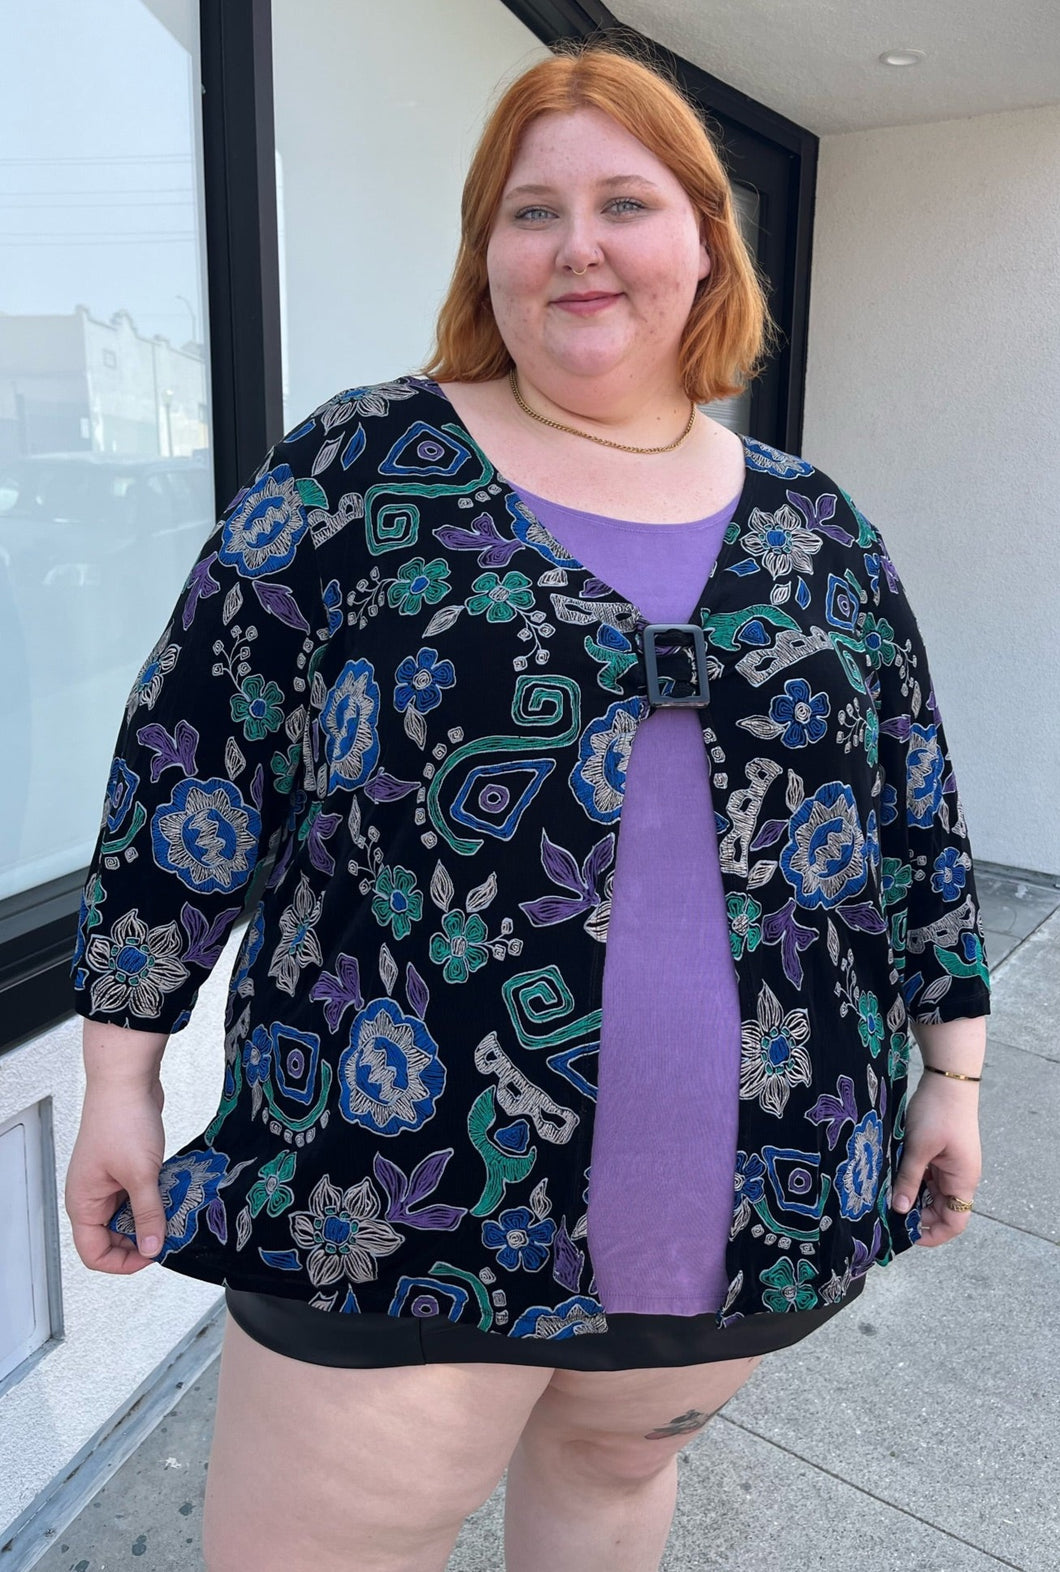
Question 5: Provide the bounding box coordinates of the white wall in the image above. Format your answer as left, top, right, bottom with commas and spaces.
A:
0, 927, 236, 1533
272, 0, 549, 427
802, 104, 1060, 877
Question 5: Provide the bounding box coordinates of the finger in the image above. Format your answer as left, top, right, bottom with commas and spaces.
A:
70, 1220, 154, 1274
127, 1174, 167, 1260
892, 1144, 931, 1214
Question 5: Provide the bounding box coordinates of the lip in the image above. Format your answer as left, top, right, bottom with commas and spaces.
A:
550, 291, 622, 314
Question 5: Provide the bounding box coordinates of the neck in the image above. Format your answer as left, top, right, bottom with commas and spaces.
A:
511, 364, 691, 444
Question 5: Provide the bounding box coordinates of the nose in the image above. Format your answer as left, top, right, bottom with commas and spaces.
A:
555, 217, 601, 276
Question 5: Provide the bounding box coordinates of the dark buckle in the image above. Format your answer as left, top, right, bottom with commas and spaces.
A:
636, 622, 711, 708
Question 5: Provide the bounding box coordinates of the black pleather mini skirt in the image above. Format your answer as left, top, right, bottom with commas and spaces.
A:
224, 1272, 865, 1370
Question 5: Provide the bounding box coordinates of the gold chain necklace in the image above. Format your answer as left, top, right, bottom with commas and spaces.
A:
508, 368, 697, 455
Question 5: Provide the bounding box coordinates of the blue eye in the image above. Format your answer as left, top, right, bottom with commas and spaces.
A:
514, 206, 554, 222
608, 198, 645, 214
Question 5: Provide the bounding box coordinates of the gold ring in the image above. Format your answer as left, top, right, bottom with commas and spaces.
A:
944, 1195, 974, 1212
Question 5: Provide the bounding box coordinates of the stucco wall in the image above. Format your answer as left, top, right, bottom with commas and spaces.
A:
802, 104, 1060, 875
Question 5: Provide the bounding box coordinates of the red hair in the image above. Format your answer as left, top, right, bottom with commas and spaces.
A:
423, 42, 779, 405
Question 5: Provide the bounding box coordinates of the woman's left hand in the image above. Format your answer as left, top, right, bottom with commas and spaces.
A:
891, 1073, 982, 1247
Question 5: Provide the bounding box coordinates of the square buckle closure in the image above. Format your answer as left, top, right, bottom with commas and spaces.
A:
637, 622, 711, 708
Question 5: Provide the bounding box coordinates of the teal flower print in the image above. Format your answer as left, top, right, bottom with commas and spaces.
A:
230, 673, 285, 741
247, 1150, 297, 1218
388, 557, 451, 615
768, 677, 830, 747
760, 1256, 819, 1313
864, 704, 879, 767
372, 864, 423, 941
888, 1030, 910, 1079
429, 908, 490, 983
727, 893, 763, 958
467, 570, 535, 623
857, 612, 897, 669
857, 990, 885, 1058
881, 857, 912, 908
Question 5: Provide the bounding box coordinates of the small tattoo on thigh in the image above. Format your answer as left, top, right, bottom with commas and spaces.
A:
644, 1409, 712, 1440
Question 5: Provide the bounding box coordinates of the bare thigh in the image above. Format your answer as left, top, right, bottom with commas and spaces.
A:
202, 1312, 554, 1572
516, 1353, 766, 1483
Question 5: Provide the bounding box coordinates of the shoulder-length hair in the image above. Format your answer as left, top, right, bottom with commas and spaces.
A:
422, 42, 780, 406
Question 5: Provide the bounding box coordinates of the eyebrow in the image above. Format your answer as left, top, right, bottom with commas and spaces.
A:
503, 175, 661, 199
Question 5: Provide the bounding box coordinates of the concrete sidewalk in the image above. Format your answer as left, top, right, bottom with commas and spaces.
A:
32, 866, 1060, 1572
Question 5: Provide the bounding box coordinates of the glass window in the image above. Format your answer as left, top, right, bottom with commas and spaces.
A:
0, 0, 214, 902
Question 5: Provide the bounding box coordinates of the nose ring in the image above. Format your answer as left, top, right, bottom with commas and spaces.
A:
570, 264, 588, 276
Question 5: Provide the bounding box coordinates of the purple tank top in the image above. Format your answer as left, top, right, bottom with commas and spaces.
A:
512, 484, 743, 1315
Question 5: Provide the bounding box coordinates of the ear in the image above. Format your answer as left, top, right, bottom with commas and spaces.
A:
697, 238, 712, 284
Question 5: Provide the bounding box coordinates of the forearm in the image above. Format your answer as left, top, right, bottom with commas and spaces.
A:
82, 1018, 169, 1087
909, 1015, 987, 1079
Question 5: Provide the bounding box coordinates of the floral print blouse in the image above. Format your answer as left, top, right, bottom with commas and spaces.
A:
70, 376, 991, 1337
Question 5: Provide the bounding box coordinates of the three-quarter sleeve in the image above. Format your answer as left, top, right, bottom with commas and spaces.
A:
69, 438, 331, 1034
855, 508, 992, 1024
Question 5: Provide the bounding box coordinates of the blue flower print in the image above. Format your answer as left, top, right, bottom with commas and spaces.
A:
323, 577, 344, 636
219, 462, 309, 578
508, 1295, 608, 1338
931, 847, 968, 901
242, 1024, 273, 1085
394, 646, 455, 715
880, 780, 899, 827
108, 1149, 232, 1258
732, 1150, 767, 1231
906, 723, 945, 827
836, 1110, 884, 1220
337, 997, 446, 1135
104, 757, 139, 835
569, 700, 641, 822
321, 658, 381, 792
482, 1206, 557, 1272
780, 781, 869, 909
768, 678, 830, 747
151, 776, 261, 894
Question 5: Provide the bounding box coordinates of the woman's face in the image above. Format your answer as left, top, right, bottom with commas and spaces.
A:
486, 106, 710, 395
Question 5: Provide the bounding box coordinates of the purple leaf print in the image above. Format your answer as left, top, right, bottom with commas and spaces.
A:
519, 893, 593, 926
252, 579, 311, 634
540, 830, 587, 895
406, 1149, 452, 1207
880, 715, 912, 743
373, 1153, 408, 1212
249, 760, 264, 811
749, 817, 790, 852
182, 553, 221, 630
434, 513, 522, 569
363, 772, 419, 802
581, 834, 615, 897
309, 952, 363, 1031
552, 1218, 584, 1292
205, 1196, 227, 1245
835, 902, 888, 935
761, 898, 819, 989
306, 809, 342, 876
396, 1202, 464, 1230
181, 903, 241, 968
806, 1074, 859, 1150
136, 719, 200, 783
787, 488, 854, 546
582, 576, 613, 598
406, 961, 430, 1020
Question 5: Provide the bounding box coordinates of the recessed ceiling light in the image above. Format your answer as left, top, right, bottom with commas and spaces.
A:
880, 48, 926, 67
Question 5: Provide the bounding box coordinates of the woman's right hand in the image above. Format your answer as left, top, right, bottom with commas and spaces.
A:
65, 1076, 168, 1273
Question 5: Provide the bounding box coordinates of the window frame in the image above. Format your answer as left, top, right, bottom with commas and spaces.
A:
0, 0, 817, 1056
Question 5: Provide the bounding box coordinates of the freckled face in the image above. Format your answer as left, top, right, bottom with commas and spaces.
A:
486, 106, 710, 388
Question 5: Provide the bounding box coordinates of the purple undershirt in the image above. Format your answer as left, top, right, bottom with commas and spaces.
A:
512, 484, 744, 1315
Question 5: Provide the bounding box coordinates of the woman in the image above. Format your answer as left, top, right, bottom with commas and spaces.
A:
65, 45, 990, 1572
